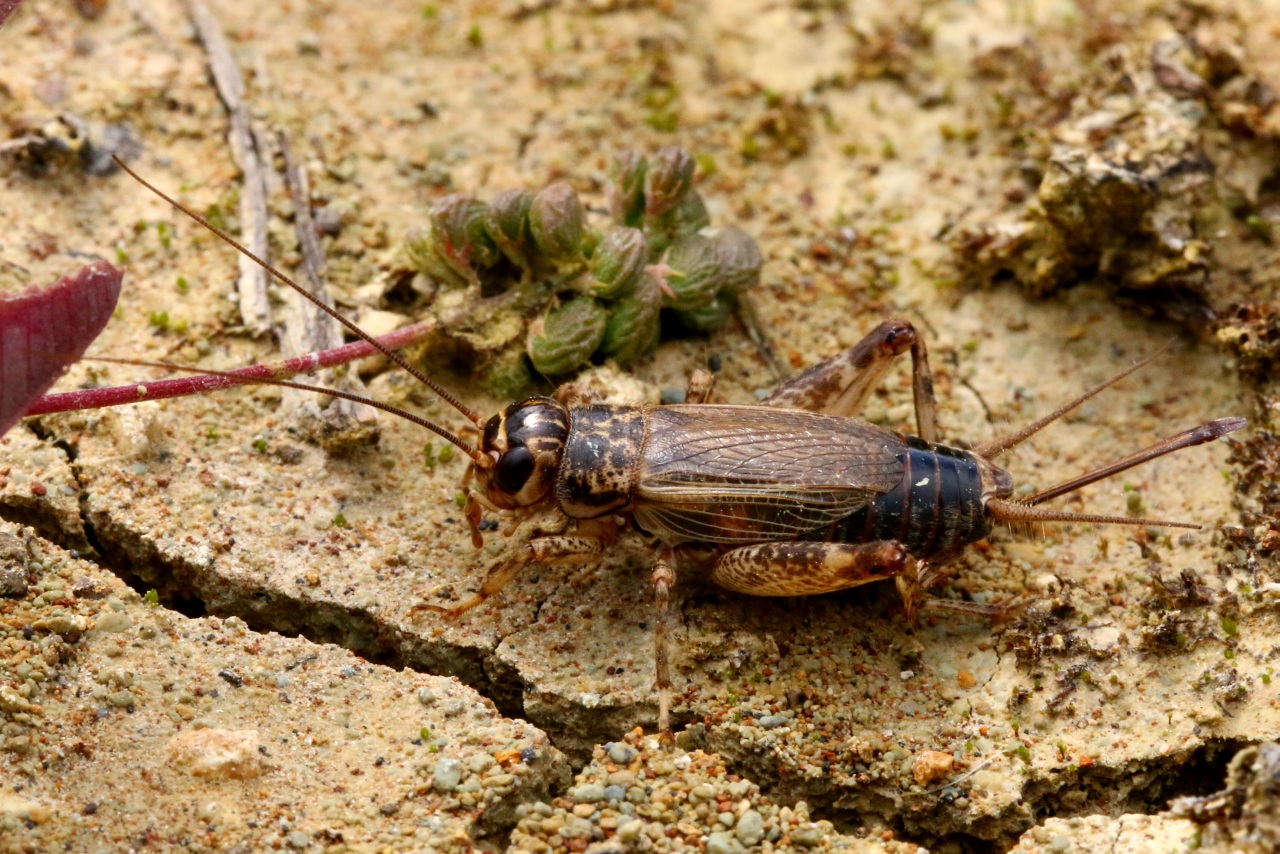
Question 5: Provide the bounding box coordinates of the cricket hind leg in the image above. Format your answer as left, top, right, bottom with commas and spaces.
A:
413, 535, 602, 621
711, 542, 1011, 620
710, 540, 910, 597
763, 318, 939, 442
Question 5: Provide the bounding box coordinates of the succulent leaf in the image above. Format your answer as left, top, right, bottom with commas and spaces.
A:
529, 183, 586, 263
662, 234, 724, 311
430, 195, 501, 275
611, 152, 648, 227
661, 188, 711, 239
674, 296, 734, 332
587, 227, 649, 298
528, 297, 608, 376
599, 274, 662, 365
709, 226, 763, 293
484, 189, 535, 269
644, 146, 696, 219
403, 223, 473, 288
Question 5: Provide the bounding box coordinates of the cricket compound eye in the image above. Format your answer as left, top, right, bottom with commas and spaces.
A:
478, 397, 570, 509
495, 446, 534, 494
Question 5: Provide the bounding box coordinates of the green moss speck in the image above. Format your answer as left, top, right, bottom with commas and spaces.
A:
1245, 214, 1273, 244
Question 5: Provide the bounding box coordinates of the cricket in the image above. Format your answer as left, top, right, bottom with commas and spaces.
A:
33, 157, 1245, 735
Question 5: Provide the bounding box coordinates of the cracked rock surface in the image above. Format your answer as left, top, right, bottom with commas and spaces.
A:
0, 521, 570, 850
3, 0, 1280, 850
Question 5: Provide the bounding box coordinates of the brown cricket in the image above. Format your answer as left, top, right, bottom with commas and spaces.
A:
107, 158, 1244, 733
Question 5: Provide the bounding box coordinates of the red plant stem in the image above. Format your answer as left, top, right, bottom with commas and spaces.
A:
24, 318, 438, 416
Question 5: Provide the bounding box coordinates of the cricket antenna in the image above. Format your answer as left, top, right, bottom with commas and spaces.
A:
111, 155, 489, 437
972, 344, 1171, 459
90, 356, 486, 462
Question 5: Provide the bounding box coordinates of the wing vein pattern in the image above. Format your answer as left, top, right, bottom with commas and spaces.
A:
634, 405, 906, 544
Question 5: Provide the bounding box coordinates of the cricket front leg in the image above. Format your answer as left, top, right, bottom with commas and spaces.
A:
764, 318, 939, 442
413, 536, 602, 621
710, 540, 910, 597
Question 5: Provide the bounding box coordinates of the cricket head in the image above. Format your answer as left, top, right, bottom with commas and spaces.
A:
473, 397, 571, 510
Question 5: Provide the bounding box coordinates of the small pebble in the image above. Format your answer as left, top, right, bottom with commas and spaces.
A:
603, 785, 626, 801
912, 750, 955, 786
432, 757, 463, 792
707, 830, 746, 854
94, 612, 131, 633
570, 783, 605, 803
660, 388, 686, 405
791, 825, 824, 847
0, 568, 27, 598
314, 206, 345, 235
286, 830, 311, 849
616, 819, 642, 841
606, 742, 635, 764
757, 715, 787, 730
736, 809, 764, 845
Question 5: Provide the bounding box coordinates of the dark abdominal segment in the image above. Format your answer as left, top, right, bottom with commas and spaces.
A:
839, 436, 989, 559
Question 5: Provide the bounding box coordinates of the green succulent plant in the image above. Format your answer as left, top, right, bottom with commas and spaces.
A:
401, 145, 763, 390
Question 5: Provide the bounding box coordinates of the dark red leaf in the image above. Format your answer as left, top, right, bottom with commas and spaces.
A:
0, 260, 123, 436
0, 0, 26, 29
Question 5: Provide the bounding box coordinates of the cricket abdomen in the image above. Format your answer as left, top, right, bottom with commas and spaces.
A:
838, 436, 990, 559
556, 405, 647, 519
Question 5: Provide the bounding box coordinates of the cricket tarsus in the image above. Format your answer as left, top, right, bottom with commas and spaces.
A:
88, 356, 479, 453
110, 154, 490, 458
